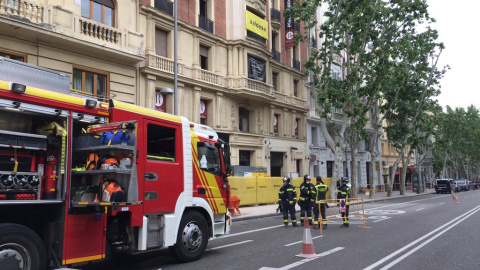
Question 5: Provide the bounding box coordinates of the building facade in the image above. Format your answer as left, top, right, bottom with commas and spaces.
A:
0, 0, 311, 177
138, 0, 309, 177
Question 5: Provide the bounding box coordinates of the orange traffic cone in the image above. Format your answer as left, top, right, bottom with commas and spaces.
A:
296, 221, 319, 258
453, 192, 460, 204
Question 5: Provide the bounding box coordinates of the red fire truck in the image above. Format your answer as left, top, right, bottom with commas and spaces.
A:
0, 58, 231, 270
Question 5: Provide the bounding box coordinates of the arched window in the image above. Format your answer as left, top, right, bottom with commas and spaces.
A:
81, 0, 115, 27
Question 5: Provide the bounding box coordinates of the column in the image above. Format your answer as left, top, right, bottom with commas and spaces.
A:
192, 32, 199, 68
146, 75, 156, 109
232, 46, 238, 76
193, 86, 202, 122
227, 45, 233, 76
238, 47, 244, 76
215, 92, 224, 128
146, 13, 154, 55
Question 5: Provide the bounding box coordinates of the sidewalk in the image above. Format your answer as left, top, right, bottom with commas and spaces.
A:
232, 189, 436, 222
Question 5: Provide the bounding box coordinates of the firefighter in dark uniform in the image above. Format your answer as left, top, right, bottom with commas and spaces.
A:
278, 177, 297, 226
337, 177, 351, 227
299, 174, 316, 226
313, 176, 329, 229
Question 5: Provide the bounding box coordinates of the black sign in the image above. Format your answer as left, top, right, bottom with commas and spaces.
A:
248, 55, 266, 82
284, 0, 294, 48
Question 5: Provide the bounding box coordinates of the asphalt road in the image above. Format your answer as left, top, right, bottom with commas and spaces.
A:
79, 190, 480, 270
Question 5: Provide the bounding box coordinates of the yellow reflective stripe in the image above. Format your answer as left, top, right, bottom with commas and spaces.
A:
64, 254, 105, 264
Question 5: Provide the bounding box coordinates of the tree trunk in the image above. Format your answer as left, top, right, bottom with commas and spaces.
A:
351, 141, 358, 198
369, 133, 380, 199
388, 148, 404, 197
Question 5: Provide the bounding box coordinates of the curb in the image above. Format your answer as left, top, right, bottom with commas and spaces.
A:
232, 192, 435, 222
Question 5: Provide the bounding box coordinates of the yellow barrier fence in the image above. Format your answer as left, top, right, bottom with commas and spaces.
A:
230, 176, 333, 206
318, 198, 368, 234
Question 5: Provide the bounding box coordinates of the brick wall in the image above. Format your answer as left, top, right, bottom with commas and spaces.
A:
181, 0, 197, 25
215, 0, 226, 38
139, 0, 150, 6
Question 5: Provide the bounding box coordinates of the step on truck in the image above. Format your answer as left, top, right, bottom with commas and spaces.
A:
0, 57, 231, 270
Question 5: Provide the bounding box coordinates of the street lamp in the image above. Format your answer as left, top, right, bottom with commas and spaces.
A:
173, 0, 178, 115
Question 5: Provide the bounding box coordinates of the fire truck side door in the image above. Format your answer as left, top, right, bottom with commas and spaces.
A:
142, 120, 183, 213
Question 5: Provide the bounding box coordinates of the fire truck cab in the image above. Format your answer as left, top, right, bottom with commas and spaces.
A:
0, 57, 231, 270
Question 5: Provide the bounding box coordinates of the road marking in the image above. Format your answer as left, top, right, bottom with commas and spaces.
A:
379, 206, 480, 270
367, 195, 449, 211
218, 225, 283, 239
415, 208, 425, 211
206, 240, 253, 251
259, 247, 344, 270
284, 236, 323, 246
439, 202, 445, 205
363, 205, 480, 270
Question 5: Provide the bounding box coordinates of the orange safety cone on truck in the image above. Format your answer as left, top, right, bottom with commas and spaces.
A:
296, 221, 319, 258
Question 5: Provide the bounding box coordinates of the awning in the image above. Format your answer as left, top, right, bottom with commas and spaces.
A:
395, 172, 400, 176
408, 166, 417, 172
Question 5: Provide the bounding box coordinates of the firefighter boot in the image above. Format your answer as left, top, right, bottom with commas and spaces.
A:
322, 224, 327, 230
292, 223, 298, 227
284, 222, 288, 227
309, 220, 313, 226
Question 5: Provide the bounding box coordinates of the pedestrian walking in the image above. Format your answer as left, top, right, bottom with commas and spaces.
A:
299, 174, 316, 226
278, 177, 297, 227
337, 177, 350, 227
313, 176, 329, 229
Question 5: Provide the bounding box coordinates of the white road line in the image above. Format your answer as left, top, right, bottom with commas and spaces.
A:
217, 225, 283, 239
259, 247, 344, 270
363, 205, 480, 270
284, 236, 323, 246
206, 240, 253, 251
439, 202, 445, 205
380, 206, 480, 269
415, 208, 425, 211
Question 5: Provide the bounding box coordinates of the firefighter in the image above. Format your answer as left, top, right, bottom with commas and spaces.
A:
299, 174, 316, 226
313, 176, 329, 229
337, 177, 351, 227
278, 177, 298, 227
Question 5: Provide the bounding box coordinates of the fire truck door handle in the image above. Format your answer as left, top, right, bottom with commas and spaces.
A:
144, 173, 158, 181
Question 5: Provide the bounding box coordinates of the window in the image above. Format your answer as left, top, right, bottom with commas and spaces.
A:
155, 28, 168, 58
273, 114, 279, 136
200, 100, 208, 125
72, 67, 108, 100
0, 51, 25, 62
327, 161, 333, 177
311, 127, 318, 146
295, 118, 299, 138
272, 72, 278, 91
293, 80, 298, 97
81, 0, 114, 26
332, 64, 342, 81
198, 0, 214, 33
197, 142, 222, 176
239, 107, 249, 132
239, 150, 251, 166
200, 45, 209, 70
147, 124, 176, 162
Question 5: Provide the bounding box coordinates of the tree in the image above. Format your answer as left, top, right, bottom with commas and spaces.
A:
288, 0, 443, 198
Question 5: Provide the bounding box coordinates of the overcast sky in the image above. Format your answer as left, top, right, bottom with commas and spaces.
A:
427, 1, 478, 110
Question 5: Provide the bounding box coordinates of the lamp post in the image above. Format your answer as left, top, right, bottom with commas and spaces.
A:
173, 0, 178, 115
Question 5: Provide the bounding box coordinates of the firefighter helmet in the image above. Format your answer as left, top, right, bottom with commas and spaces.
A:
283, 177, 291, 183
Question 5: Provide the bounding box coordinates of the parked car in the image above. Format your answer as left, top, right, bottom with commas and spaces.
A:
434, 179, 452, 194
453, 179, 469, 192
468, 181, 478, 190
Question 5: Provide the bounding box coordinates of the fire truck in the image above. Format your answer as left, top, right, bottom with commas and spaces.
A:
0, 57, 231, 270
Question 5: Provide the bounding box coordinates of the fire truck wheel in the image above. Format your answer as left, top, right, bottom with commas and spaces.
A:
170, 211, 208, 263
0, 223, 47, 270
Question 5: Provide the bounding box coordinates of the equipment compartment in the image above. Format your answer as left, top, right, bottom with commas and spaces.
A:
70, 121, 140, 208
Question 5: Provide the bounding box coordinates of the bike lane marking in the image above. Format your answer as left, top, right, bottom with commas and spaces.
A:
363, 205, 480, 270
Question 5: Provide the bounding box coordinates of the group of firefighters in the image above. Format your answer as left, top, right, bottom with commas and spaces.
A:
278, 175, 351, 228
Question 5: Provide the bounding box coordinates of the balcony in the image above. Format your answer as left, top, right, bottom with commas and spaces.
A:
293, 59, 301, 71
271, 49, 281, 62
145, 54, 184, 75
195, 68, 225, 87
198, 14, 214, 34
247, 30, 266, 44
229, 77, 273, 101
270, 8, 281, 22
154, 0, 173, 16
0, 2, 144, 65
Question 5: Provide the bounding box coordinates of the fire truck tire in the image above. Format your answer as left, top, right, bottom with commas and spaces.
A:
170, 211, 208, 263
0, 223, 47, 270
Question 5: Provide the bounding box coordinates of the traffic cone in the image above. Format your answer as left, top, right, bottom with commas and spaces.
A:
296, 220, 319, 258
454, 192, 460, 204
